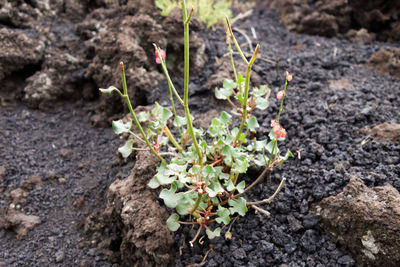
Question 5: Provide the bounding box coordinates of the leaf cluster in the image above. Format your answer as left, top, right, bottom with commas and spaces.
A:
155, 0, 233, 28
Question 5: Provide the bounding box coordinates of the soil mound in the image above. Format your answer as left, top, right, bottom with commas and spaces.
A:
265, 0, 400, 42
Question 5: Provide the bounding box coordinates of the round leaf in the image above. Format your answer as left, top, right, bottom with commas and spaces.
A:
166, 214, 180, 231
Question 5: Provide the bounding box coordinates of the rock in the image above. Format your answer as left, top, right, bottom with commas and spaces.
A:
23, 49, 87, 109
337, 255, 355, 265
20, 175, 43, 191
367, 48, 400, 78
310, 174, 400, 266
360, 123, 400, 143
302, 214, 318, 229
300, 229, 318, 253
104, 150, 174, 266
55, 250, 65, 263
345, 28, 376, 43
0, 207, 41, 239
10, 188, 28, 206
258, 240, 274, 254
232, 248, 247, 260
0, 28, 45, 80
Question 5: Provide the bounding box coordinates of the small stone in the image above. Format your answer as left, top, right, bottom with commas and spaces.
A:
300, 230, 319, 252
258, 240, 274, 254
232, 248, 246, 260
284, 242, 297, 254
58, 178, 67, 184
55, 250, 65, 263
337, 255, 355, 265
302, 214, 318, 229
287, 214, 303, 232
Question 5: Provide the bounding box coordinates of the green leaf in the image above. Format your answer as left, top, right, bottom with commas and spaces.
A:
99, 86, 119, 95
174, 115, 187, 127
206, 227, 221, 239
237, 73, 245, 84
160, 183, 182, 208
255, 96, 269, 110
252, 85, 269, 97
236, 180, 245, 193
148, 176, 160, 189
221, 145, 234, 166
269, 129, 275, 140
112, 120, 132, 135
232, 158, 248, 174
138, 111, 150, 122
118, 140, 134, 158
161, 108, 173, 123
216, 206, 230, 225
220, 111, 232, 124
265, 140, 275, 154
281, 150, 294, 161
166, 213, 180, 231
215, 87, 232, 100
226, 179, 235, 191
223, 79, 237, 90
228, 197, 247, 216
176, 196, 195, 215
204, 165, 215, 176
247, 116, 259, 132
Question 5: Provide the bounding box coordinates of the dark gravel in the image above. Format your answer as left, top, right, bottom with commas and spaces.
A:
1, 5, 400, 267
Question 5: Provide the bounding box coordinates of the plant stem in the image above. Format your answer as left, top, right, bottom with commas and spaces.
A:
191, 192, 202, 215
276, 73, 289, 123
182, 0, 203, 169
226, 17, 248, 65
246, 177, 286, 205
154, 45, 184, 105
233, 168, 270, 199
163, 125, 182, 152
120, 62, 166, 164
233, 44, 260, 145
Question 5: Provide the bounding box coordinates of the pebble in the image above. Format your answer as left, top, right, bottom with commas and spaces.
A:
232, 248, 246, 260
337, 255, 355, 265
55, 250, 65, 263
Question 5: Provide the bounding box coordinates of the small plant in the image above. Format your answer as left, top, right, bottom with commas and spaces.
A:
155, 0, 233, 28
100, 0, 293, 246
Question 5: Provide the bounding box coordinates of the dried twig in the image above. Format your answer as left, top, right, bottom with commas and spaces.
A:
247, 177, 286, 206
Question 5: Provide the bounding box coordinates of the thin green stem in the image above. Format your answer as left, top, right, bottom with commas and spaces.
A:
267, 139, 277, 168
120, 62, 166, 164
276, 74, 289, 123
182, 0, 203, 168
226, 17, 249, 65
154, 45, 184, 105
191, 192, 202, 215
163, 125, 182, 152
234, 45, 260, 145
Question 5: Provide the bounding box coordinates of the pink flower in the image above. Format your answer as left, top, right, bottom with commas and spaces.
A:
155, 49, 166, 64
286, 71, 293, 82
276, 90, 285, 100
271, 120, 287, 139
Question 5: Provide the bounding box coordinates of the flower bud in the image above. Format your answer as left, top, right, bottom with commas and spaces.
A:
155, 49, 166, 64
276, 90, 285, 100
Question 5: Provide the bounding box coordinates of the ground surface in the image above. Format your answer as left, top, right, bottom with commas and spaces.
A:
1, 3, 400, 267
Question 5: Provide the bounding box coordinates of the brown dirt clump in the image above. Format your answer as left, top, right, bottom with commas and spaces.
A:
0, 207, 41, 240
367, 47, 400, 78
310, 174, 400, 266
361, 123, 400, 143
265, 0, 400, 43
85, 150, 175, 266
